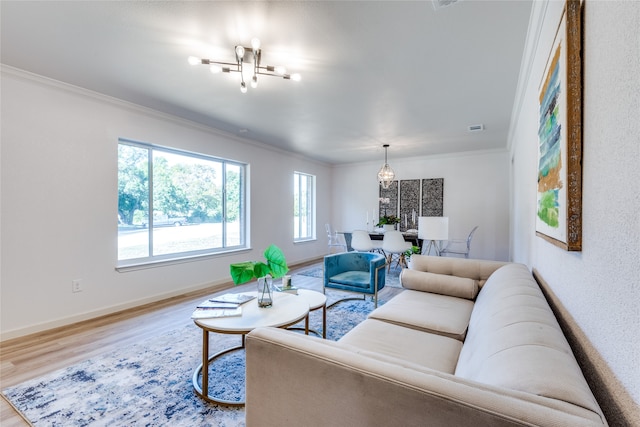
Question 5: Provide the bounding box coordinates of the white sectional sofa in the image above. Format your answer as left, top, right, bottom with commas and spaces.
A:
245, 255, 607, 426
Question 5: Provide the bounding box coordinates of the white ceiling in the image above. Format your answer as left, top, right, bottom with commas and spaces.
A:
1, 0, 532, 165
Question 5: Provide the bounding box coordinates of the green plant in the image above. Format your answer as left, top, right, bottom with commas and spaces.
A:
404, 245, 421, 260
376, 214, 401, 227
229, 244, 289, 285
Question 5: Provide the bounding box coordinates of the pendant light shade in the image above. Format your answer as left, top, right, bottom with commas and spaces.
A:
377, 144, 395, 189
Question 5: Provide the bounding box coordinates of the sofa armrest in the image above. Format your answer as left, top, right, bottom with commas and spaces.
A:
245, 327, 606, 427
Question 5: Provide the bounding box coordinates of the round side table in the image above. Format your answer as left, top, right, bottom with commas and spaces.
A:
291, 289, 328, 339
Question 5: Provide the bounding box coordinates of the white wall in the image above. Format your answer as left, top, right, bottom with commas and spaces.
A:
332, 150, 510, 261
509, 1, 639, 406
0, 67, 332, 340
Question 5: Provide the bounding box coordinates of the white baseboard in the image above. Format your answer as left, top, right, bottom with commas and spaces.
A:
0, 278, 231, 342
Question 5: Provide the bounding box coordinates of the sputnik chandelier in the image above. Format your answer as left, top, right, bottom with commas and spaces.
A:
188, 38, 301, 93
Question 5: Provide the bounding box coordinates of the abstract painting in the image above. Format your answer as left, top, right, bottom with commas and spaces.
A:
399, 180, 420, 231
421, 178, 444, 217
378, 179, 443, 230
536, 0, 582, 251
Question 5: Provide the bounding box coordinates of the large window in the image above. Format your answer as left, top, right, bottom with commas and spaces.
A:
294, 171, 315, 241
117, 139, 246, 266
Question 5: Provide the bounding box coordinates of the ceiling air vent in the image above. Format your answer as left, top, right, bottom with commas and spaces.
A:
468, 124, 485, 132
432, 0, 461, 11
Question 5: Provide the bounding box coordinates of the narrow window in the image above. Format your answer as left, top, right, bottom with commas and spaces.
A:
293, 171, 315, 241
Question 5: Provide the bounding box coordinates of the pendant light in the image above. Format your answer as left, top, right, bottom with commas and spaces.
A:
377, 144, 395, 189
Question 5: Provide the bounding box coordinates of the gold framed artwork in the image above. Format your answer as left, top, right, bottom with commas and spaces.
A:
536, 0, 583, 251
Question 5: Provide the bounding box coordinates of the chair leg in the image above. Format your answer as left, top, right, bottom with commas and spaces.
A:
399, 254, 406, 268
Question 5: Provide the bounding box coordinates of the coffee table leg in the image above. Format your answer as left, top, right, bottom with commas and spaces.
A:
193, 333, 247, 406
202, 329, 209, 397
322, 304, 327, 339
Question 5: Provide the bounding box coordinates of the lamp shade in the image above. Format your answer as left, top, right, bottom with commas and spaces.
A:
418, 217, 449, 241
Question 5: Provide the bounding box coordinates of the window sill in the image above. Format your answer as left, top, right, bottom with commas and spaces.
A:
293, 238, 317, 244
116, 248, 251, 272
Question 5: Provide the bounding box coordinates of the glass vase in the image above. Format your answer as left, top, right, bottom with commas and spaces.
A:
257, 275, 273, 308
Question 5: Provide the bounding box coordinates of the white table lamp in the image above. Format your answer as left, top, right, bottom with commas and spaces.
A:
418, 216, 449, 255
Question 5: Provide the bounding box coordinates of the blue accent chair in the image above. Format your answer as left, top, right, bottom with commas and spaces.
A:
323, 251, 386, 308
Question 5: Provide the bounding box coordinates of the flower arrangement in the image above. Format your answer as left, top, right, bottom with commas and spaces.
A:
376, 214, 401, 227
229, 244, 289, 285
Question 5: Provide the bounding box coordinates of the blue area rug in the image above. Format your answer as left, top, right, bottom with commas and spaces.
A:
2, 287, 389, 426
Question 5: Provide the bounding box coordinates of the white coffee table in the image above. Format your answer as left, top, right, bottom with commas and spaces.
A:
192, 291, 309, 406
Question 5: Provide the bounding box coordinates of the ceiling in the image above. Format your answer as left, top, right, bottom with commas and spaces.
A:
0, 1, 532, 165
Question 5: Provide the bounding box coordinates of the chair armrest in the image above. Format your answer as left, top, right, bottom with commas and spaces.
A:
369, 255, 387, 290
444, 238, 467, 247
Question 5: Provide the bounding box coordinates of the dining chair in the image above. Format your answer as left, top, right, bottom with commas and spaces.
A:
350, 230, 383, 253
382, 230, 412, 271
440, 226, 479, 258
325, 223, 347, 254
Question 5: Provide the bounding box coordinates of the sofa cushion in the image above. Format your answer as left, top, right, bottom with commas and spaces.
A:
455, 263, 604, 417
408, 255, 507, 287
368, 289, 474, 341
401, 269, 479, 300
339, 319, 463, 374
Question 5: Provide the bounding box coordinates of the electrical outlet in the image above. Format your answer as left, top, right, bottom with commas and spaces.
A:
72, 279, 82, 293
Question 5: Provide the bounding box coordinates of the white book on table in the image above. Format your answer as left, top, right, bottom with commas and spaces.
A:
208, 293, 256, 305
191, 306, 243, 319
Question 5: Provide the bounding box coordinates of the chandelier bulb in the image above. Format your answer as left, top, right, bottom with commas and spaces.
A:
190, 40, 299, 92
235, 45, 245, 60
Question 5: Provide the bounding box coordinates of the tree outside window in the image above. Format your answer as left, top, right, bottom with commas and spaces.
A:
117, 140, 246, 265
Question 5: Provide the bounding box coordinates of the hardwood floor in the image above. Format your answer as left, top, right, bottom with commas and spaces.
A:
1, 260, 326, 426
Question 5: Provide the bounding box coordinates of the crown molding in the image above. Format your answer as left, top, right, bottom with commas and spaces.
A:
1, 64, 330, 167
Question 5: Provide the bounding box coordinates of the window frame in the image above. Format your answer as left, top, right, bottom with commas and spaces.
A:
293, 171, 316, 242
117, 138, 247, 269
